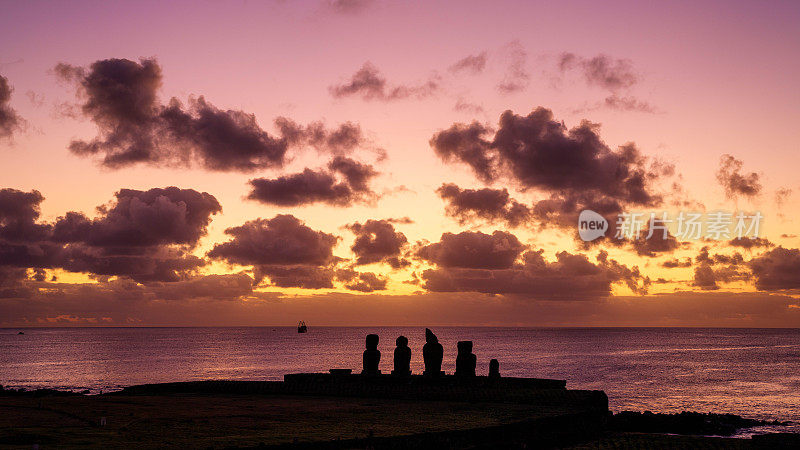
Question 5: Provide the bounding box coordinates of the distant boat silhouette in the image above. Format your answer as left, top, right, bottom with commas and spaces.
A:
17, 331, 24, 335
297, 321, 308, 333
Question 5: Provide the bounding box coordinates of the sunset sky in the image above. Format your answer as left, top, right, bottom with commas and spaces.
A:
1, 0, 799, 326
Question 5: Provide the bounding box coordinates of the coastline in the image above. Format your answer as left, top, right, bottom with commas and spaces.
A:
1, 377, 797, 449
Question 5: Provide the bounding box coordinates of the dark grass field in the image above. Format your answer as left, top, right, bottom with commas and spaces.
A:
1, 391, 782, 449
0, 393, 575, 448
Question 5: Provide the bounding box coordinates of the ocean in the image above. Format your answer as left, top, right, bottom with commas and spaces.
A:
2, 327, 798, 435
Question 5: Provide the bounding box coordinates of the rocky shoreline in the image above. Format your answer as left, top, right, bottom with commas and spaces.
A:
611, 410, 789, 436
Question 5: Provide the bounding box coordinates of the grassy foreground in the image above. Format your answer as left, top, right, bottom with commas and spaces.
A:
1, 392, 585, 448
0, 386, 793, 449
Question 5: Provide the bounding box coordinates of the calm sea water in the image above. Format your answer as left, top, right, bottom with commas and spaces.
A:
1, 327, 798, 435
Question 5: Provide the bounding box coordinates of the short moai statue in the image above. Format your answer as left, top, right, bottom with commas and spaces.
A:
455, 340, 476, 377
362, 334, 381, 375
392, 335, 411, 376
422, 328, 444, 376
489, 359, 500, 378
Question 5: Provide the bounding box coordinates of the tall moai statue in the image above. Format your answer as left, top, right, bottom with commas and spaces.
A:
489, 359, 500, 378
362, 334, 381, 375
392, 335, 411, 376
422, 328, 444, 376
455, 340, 476, 377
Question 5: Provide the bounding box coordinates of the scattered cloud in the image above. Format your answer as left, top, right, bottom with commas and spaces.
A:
749, 247, 800, 290
437, 183, 530, 227
431, 107, 672, 233
57, 58, 365, 171
0, 75, 24, 140
602, 94, 657, 113
728, 237, 773, 250
496, 40, 529, 93
716, 154, 762, 200
329, 62, 440, 101
246, 156, 379, 207
558, 53, 639, 91
417, 230, 525, 270
337, 269, 388, 292
449, 52, 487, 75
453, 98, 484, 114
347, 219, 409, 268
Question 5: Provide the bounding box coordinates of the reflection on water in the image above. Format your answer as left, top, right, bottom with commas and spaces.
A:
1, 327, 798, 433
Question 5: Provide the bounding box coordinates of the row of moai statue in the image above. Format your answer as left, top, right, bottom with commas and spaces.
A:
362, 328, 501, 378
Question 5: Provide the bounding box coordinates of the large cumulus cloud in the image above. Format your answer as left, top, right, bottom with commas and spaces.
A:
417, 230, 525, 270
0, 187, 220, 282
431, 107, 671, 234
208, 214, 340, 288
347, 219, 409, 267
57, 58, 367, 170
749, 247, 800, 290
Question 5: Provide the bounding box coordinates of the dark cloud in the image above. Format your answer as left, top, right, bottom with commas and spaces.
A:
728, 237, 773, 250
336, 269, 388, 292
558, 53, 639, 91
208, 215, 340, 288
449, 52, 487, 75
431, 107, 669, 233
661, 257, 692, 268
0, 188, 51, 242
57, 58, 364, 171
146, 273, 255, 301
274, 118, 367, 155
431, 108, 662, 203
417, 230, 526, 270
386, 217, 413, 224
208, 215, 338, 267
347, 219, 408, 267
695, 246, 745, 266
256, 265, 335, 289
437, 183, 530, 227
0, 267, 36, 299
529, 191, 626, 232
246, 157, 379, 207
421, 248, 648, 300
52, 187, 221, 247
629, 220, 680, 257
58, 246, 206, 283
0, 75, 23, 140
693, 263, 720, 290
715, 154, 762, 200
0, 187, 220, 282
692, 246, 751, 290
749, 247, 800, 290
693, 260, 750, 291
329, 62, 439, 101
